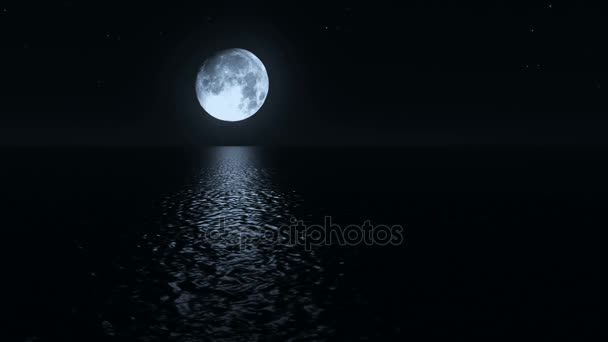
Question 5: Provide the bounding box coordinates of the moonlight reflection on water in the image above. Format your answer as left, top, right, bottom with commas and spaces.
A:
121, 147, 331, 341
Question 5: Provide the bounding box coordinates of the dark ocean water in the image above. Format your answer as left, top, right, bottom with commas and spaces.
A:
2, 147, 608, 340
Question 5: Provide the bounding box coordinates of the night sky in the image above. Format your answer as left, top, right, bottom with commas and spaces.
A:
0, 0, 606, 146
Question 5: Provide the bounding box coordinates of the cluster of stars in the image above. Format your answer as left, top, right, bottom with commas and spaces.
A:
104, 33, 122, 41
523, 2, 554, 71
524, 64, 544, 71
101, 30, 174, 42
320, 6, 353, 33
322, 25, 344, 32
99, 17, 214, 42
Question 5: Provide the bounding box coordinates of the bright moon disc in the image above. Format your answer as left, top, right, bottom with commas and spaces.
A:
196, 48, 269, 122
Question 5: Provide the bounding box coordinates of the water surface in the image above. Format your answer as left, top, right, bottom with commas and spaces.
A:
3, 147, 607, 340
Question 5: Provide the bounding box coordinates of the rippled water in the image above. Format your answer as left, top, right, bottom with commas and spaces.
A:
6, 147, 607, 340
119, 147, 332, 341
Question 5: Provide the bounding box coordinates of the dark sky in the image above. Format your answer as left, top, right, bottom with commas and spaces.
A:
0, 0, 607, 146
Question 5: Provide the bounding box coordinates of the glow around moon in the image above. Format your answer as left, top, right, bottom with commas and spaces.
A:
195, 49, 269, 122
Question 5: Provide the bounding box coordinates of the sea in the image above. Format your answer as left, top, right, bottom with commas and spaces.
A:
3, 146, 607, 340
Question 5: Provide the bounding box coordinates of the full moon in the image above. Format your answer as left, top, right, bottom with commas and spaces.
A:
195, 48, 269, 122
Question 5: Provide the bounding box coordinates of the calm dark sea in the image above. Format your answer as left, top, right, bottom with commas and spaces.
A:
3, 147, 607, 340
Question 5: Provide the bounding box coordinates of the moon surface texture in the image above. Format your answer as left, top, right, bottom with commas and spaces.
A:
196, 49, 269, 122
